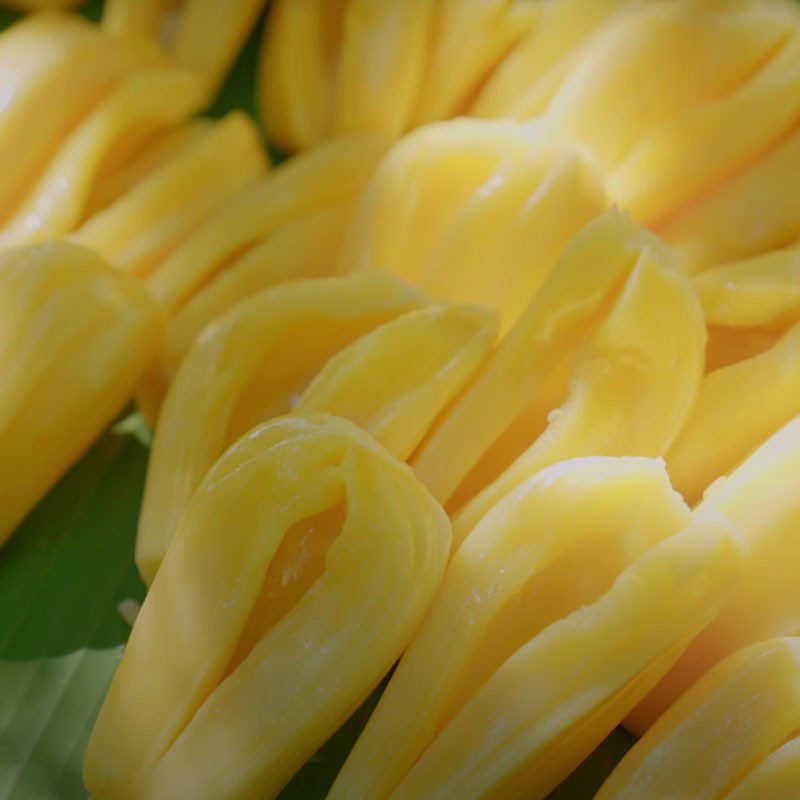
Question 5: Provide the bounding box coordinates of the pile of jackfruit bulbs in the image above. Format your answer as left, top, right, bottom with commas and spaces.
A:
1, 0, 800, 798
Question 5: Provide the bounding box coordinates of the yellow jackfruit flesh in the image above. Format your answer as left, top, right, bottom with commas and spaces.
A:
599, 638, 800, 800
0, 241, 162, 546
85, 414, 450, 800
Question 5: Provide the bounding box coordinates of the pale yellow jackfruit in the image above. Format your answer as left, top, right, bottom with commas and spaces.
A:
661, 120, 800, 272
136, 273, 423, 585
726, 736, 800, 800
668, 241, 800, 504
259, 0, 539, 153
103, 0, 268, 98
696, 242, 800, 332
341, 118, 607, 333
145, 133, 390, 316
260, 0, 431, 152
85, 118, 215, 216
162, 204, 354, 375
2, 66, 203, 248
73, 111, 268, 277
0, 10, 206, 250
409, 0, 538, 127
0, 242, 162, 546
470, 0, 634, 119
332, 457, 744, 800
85, 414, 450, 800
544, 0, 800, 237
411, 210, 705, 541
598, 638, 800, 800
296, 303, 498, 461
0, 12, 164, 227
629, 415, 800, 733
330, 456, 689, 799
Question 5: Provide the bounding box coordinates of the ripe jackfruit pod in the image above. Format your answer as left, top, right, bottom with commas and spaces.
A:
544, 0, 800, 264
73, 111, 268, 279
147, 133, 390, 322
668, 240, 800, 504
411, 210, 705, 545
136, 273, 423, 585
470, 0, 634, 120
341, 118, 607, 333
85, 414, 451, 800
331, 457, 744, 800
296, 303, 498, 461
132, 134, 388, 422
599, 638, 800, 800
103, 0, 267, 98
138, 276, 499, 585
0, 241, 162, 546
726, 736, 800, 800
0, 14, 154, 226
0, 12, 203, 249
259, 0, 538, 153
629, 415, 800, 733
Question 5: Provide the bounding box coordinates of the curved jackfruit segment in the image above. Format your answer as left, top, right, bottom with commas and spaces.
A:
104, 0, 267, 98
136, 273, 423, 585
598, 638, 800, 800
86, 415, 450, 800
0, 241, 162, 546
629, 415, 800, 733
341, 118, 607, 334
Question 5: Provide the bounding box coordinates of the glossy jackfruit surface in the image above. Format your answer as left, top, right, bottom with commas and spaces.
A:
86, 414, 450, 800
103, 0, 268, 98
668, 240, 800, 504
331, 457, 744, 800
411, 209, 705, 538
341, 118, 607, 334
629, 415, 800, 733
0, 241, 162, 546
73, 111, 268, 278
0, 11, 204, 248
136, 273, 423, 585
545, 0, 800, 240
598, 638, 800, 800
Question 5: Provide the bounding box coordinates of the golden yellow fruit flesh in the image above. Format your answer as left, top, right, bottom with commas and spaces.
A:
545, 0, 800, 231
0, 241, 162, 546
629, 415, 800, 733
161, 204, 354, 375
667, 321, 800, 505
0, 12, 164, 228
335, 478, 743, 800
341, 118, 607, 333
451, 231, 704, 544
296, 303, 498, 461
471, 0, 633, 120
726, 736, 800, 800
85, 414, 450, 800
597, 638, 800, 800
145, 133, 390, 315
0, 63, 203, 248
136, 273, 423, 586
73, 111, 268, 278
330, 455, 691, 800
411, 208, 645, 506
410, 0, 538, 126
103, 0, 267, 98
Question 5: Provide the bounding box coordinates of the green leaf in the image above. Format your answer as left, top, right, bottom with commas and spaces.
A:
0, 648, 121, 800
0, 433, 147, 662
